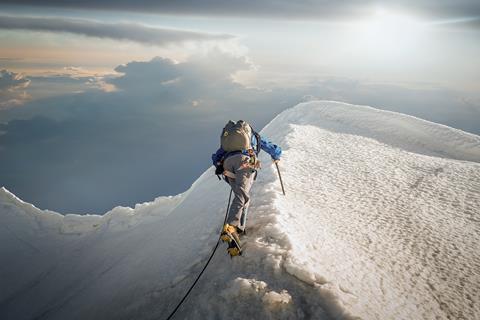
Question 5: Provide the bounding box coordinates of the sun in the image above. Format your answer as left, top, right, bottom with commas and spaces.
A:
353, 9, 426, 55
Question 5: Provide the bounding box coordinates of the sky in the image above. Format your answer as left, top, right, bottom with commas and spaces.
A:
1, 1, 479, 214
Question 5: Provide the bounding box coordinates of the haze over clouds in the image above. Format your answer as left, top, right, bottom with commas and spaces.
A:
0, 15, 234, 46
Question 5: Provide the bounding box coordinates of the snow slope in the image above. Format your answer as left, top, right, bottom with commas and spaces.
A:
1, 101, 479, 320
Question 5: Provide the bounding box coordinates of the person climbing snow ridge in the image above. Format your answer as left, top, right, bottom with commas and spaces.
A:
212, 120, 282, 257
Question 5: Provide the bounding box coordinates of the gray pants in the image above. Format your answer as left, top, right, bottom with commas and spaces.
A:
223, 154, 255, 231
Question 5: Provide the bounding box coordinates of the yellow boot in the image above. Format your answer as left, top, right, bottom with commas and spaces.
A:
227, 245, 241, 257
221, 224, 237, 242
221, 224, 242, 257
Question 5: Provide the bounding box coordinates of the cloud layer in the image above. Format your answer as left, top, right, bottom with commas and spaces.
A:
2, 1, 480, 23
0, 15, 234, 46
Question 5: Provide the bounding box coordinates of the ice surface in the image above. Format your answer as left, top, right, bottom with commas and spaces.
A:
1, 101, 479, 320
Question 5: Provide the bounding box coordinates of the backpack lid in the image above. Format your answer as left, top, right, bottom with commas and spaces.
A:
221, 120, 252, 152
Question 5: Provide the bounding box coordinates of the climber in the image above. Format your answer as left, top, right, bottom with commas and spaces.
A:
212, 120, 282, 256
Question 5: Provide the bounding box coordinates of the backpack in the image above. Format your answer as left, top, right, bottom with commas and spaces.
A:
221, 120, 260, 153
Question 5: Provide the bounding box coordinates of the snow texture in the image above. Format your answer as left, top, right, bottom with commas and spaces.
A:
1, 101, 479, 320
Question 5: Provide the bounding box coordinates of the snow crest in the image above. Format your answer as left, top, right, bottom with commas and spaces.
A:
1, 101, 479, 320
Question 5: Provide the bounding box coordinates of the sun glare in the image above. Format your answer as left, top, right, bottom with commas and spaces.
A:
353, 9, 427, 56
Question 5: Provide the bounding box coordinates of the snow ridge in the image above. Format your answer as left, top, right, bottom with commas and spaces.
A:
0, 186, 183, 234
283, 101, 480, 163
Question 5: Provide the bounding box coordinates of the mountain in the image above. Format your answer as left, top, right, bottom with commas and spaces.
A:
1, 101, 479, 320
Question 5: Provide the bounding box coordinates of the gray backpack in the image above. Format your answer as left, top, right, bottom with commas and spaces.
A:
221, 120, 252, 152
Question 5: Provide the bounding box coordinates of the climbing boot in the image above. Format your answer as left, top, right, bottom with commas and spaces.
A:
220, 224, 237, 243
227, 241, 242, 257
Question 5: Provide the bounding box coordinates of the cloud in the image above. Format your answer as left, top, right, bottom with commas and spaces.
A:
429, 16, 480, 29
110, 52, 252, 94
0, 57, 23, 61
0, 69, 31, 109
85, 77, 117, 92
0, 15, 234, 46
0, 72, 117, 113
2, 1, 480, 25
0, 69, 30, 91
